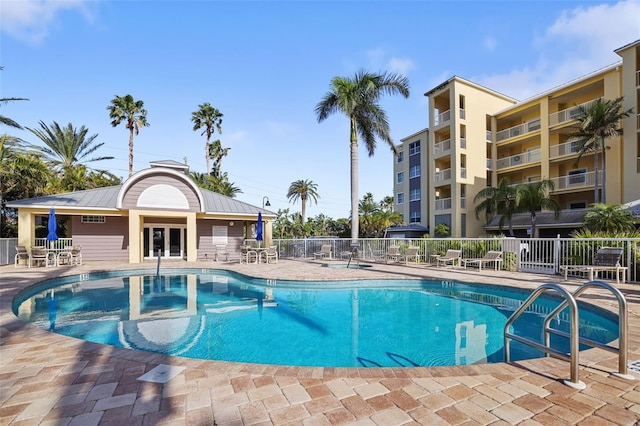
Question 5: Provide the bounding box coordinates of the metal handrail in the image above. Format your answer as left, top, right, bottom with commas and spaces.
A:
504, 283, 584, 388
543, 280, 633, 380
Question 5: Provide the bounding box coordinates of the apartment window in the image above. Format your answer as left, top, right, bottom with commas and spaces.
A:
397, 172, 404, 184
410, 211, 421, 223
396, 150, 404, 163
409, 165, 420, 178
409, 141, 420, 155
569, 201, 587, 209
397, 193, 404, 204
409, 188, 420, 201
81, 215, 105, 223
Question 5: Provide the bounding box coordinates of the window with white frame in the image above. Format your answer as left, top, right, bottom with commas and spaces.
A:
409, 164, 420, 178
409, 188, 420, 201
397, 172, 404, 184
396, 150, 404, 162
397, 193, 404, 204
410, 211, 421, 223
81, 215, 106, 223
212, 226, 228, 245
409, 141, 420, 155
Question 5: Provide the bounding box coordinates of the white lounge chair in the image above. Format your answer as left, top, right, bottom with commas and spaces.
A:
376, 245, 400, 263
462, 251, 503, 271
15, 246, 29, 267
559, 247, 628, 284
400, 246, 421, 265
435, 249, 462, 268
261, 245, 278, 264
314, 244, 332, 260
29, 246, 54, 268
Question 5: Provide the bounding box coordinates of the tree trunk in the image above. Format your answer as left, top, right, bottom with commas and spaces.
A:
530, 211, 537, 238
350, 118, 359, 241
205, 137, 210, 176
301, 194, 307, 224
600, 136, 606, 204
128, 129, 135, 177
593, 149, 599, 204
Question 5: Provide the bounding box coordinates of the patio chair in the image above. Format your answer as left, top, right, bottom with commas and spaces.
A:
462, 251, 503, 271
376, 245, 401, 263
399, 246, 421, 265
15, 246, 29, 267
559, 247, 628, 284
215, 244, 229, 261
70, 246, 82, 265
56, 246, 73, 266
435, 249, 462, 268
260, 245, 278, 264
240, 246, 258, 264
313, 244, 332, 260
29, 246, 54, 268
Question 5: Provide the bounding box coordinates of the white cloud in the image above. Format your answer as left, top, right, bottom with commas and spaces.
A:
474, 0, 640, 100
387, 57, 416, 76
1, 0, 95, 45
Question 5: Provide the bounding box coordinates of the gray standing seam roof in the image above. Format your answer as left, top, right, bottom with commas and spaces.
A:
6, 184, 274, 215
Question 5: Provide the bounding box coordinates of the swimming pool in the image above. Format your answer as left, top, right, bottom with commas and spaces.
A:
13, 269, 619, 368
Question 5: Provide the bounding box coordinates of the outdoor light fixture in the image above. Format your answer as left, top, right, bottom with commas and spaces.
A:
262, 196, 271, 209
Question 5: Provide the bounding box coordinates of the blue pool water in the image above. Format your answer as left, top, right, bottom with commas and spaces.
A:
13, 269, 619, 368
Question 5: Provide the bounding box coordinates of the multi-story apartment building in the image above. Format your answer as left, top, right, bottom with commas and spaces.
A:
394, 39, 640, 238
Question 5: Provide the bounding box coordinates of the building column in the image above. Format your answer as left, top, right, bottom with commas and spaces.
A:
186, 213, 197, 262
128, 210, 142, 263
17, 210, 35, 248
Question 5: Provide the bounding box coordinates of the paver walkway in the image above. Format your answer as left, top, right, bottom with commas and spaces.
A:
2, 259, 640, 425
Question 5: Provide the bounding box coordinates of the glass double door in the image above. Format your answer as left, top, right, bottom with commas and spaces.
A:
144, 226, 187, 258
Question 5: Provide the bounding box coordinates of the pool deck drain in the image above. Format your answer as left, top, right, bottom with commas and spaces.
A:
2, 259, 640, 425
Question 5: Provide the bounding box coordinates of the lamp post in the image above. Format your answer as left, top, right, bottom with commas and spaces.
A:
262, 196, 271, 209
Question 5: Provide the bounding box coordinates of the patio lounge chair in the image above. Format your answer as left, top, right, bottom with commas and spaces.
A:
375, 245, 401, 263
399, 246, 421, 265
215, 245, 229, 261
435, 249, 462, 268
559, 247, 628, 284
15, 246, 29, 267
462, 251, 503, 271
314, 244, 332, 260
240, 246, 258, 264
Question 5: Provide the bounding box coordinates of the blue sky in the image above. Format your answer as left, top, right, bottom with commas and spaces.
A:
2, 0, 639, 219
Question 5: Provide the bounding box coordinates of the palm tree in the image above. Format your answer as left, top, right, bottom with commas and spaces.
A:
0, 67, 28, 129
25, 121, 114, 171
191, 103, 223, 175
568, 97, 633, 204
583, 203, 636, 234
515, 180, 560, 238
316, 70, 410, 240
107, 94, 149, 177
473, 177, 518, 236
208, 139, 230, 179
287, 179, 319, 225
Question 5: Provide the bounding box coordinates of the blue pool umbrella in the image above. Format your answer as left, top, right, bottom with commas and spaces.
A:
256, 212, 263, 243
47, 208, 58, 241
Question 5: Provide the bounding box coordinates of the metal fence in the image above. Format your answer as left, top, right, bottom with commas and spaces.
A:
3, 236, 638, 283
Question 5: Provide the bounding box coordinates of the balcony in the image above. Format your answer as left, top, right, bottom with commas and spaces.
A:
435, 198, 452, 211
434, 168, 452, 183
496, 148, 541, 170
486, 131, 492, 142
459, 109, 465, 119
550, 170, 598, 191
496, 118, 541, 142
486, 159, 492, 169
434, 109, 450, 126
434, 138, 451, 155
460, 167, 467, 179
549, 98, 601, 127
461, 197, 466, 209
460, 138, 466, 149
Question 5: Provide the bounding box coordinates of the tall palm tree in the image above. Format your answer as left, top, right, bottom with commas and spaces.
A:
583, 203, 636, 234
568, 97, 633, 203
316, 70, 410, 240
208, 139, 230, 179
473, 177, 518, 236
287, 179, 319, 225
515, 179, 560, 238
0, 67, 28, 129
25, 121, 113, 171
191, 103, 223, 175
107, 94, 149, 177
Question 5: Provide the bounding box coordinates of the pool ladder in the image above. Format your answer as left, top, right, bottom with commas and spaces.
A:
504, 280, 634, 389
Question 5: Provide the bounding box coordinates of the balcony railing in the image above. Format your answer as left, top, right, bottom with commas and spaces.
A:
459, 108, 465, 119
496, 148, 541, 170
434, 109, 450, 126
486, 158, 492, 169
460, 167, 467, 179
550, 170, 598, 190
549, 139, 589, 159
460, 138, 466, 149
434, 138, 451, 154
495, 117, 541, 142
549, 98, 601, 127
461, 197, 466, 209
435, 198, 452, 211
434, 168, 452, 183
486, 130, 492, 142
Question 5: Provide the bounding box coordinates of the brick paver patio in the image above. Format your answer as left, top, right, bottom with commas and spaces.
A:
2, 259, 640, 425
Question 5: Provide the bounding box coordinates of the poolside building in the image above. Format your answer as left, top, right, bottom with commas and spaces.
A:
394, 39, 640, 238
7, 160, 276, 263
